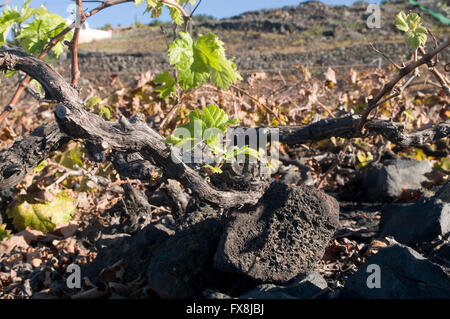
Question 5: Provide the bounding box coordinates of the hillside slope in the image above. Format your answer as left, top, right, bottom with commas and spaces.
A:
70, 1, 449, 84
81, 1, 449, 54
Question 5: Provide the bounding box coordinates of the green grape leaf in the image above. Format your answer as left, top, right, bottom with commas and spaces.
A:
177, 66, 209, 91
194, 33, 239, 90
205, 134, 220, 149
173, 117, 204, 148
154, 71, 176, 99
203, 164, 222, 174
169, 6, 184, 25
85, 96, 111, 119
394, 11, 427, 50
58, 144, 84, 169
164, 134, 184, 145
166, 104, 238, 149
33, 160, 48, 174
210, 63, 238, 90
98, 105, 111, 120
405, 29, 427, 50
224, 145, 259, 161
21, 0, 32, 11
406, 13, 421, 28
169, 31, 194, 68
12, 6, 72, 57
356, 150, 374, 168
30, 79, 44, 95
0, 224, 11, 241
85, 96, 103, 109
168, 32, 240, 90
0, 7, 20, 46
3, 70, 16, 78
144, 1, 163, 18
168, 32, 208, 90
136, 0, 159, 8
435, 157, 450, 173
6, 191, 76, 232
243, 147, 260, 159
0, 0, 39, 45
147, 0, 160, 7
202, 104, 238, 133
395, 11, 409, 32
179, 0, 196, 5
194, 33, 224, 70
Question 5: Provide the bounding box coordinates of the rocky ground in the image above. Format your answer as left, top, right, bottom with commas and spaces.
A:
1, 157, 449, 299
0, 0, 449, 300
62, 1, 450, 84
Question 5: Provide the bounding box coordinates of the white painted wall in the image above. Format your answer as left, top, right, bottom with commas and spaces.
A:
79, 22, 112, 44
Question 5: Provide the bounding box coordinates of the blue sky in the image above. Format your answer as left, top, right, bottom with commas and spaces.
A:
3, 0, 383, 28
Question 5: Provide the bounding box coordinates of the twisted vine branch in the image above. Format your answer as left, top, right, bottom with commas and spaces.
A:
0, 49, 265, 208
0, 48, 448, 206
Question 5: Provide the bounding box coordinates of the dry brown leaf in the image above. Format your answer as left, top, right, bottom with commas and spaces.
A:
247, 72, 267, 86
18, 228, 61, 243
76, 192, 91, 210
369, 239, 388, 249
0, 127, 16, 141
296, 65, 312, 81
324, 67, 337, 84
0, 235, 29, 254
52, 237, 77, 254
52, 221, 79, 238
134, 71, 154, 89
350, 69, 358, 84
363, 238, 389, 258
96, 196, 115, 210
322, 239, 347, 261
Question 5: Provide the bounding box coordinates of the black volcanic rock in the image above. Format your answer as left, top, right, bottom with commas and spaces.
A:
359, 159, 432, 202
147, 217, 228, 299
239, 271, 328, 299
342, 244, 450, 299
379, 198, 449, 245
214, 182, 340, 284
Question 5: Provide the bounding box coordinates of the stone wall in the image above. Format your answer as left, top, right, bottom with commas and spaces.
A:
55, 40, 449, 84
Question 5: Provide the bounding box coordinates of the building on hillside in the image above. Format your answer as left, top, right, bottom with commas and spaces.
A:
78, 22, 113, 44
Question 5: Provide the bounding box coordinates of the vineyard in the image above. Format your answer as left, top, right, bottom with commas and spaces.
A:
0, 0, 449, 300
